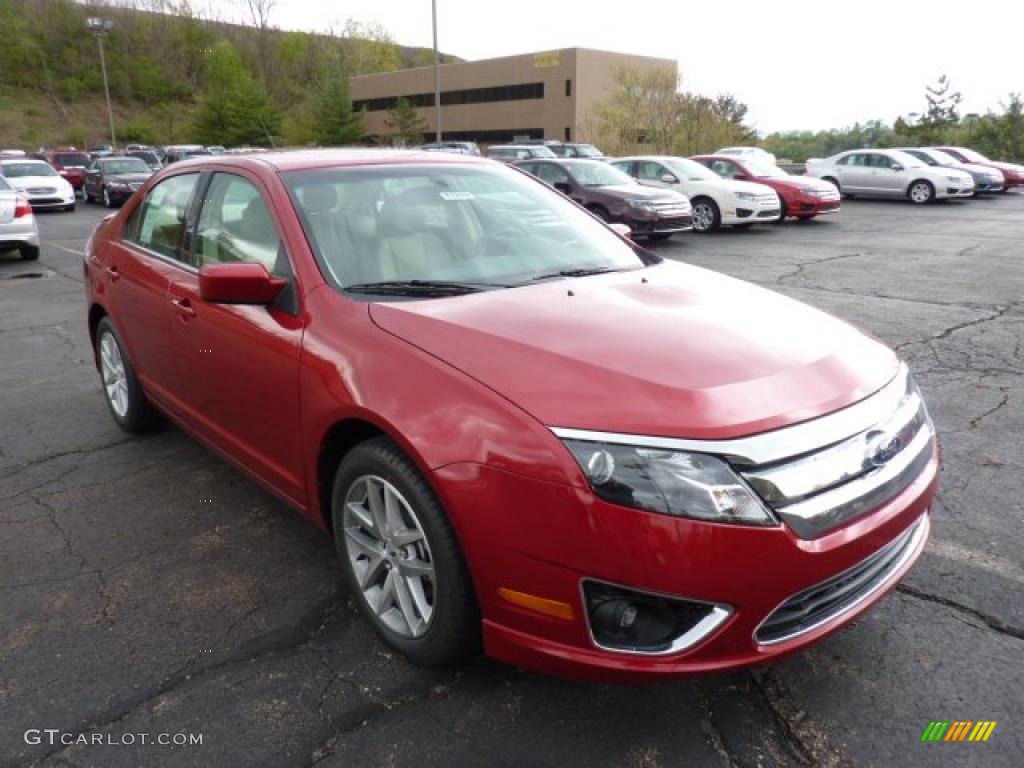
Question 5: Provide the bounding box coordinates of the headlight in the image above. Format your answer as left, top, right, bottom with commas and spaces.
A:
734, 191, 759, 202
798, 186, 821, 196
561, 439, 775, 525
946, 175, 967, 183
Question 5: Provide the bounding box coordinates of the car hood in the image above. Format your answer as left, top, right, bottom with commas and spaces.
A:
713, 178, 778, 196
6, 175, 70, 190
368, 261, 898, 439
990, 161, 1024, 175
757, 175, 834, 192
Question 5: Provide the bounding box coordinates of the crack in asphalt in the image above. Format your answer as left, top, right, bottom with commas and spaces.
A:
774, 252, 866, 285
747, 669, 849, 768
894, 303, 1014, 353
896, 585, 1024, 641
696, 684, 743, 768
19, 592, 349, 768
0, 437, 136, 480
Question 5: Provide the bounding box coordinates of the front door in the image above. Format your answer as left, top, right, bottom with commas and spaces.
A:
166, 171, 307, 507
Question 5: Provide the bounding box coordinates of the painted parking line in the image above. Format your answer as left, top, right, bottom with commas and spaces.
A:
47, 243, 86, 256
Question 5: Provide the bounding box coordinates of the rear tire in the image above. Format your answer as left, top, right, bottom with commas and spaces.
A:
19, 245, 40, 261
332, 437, 480, 666
95, 317, 160, 433
645, 233, 672, 242
774, 198, 788, 224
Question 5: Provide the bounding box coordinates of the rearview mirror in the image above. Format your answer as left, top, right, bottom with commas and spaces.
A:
660, 173, 678, 184
199, 262, 286, 305
608, 222, 632, 239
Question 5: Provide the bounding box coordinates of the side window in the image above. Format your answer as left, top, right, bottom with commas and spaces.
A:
612, 161, 635, 177
535, 163, 570, 186
709, 160, 737, 178
126, 173, 199, 263
517, 162, 537, 176
870, 154, 893, 169
195, 174, 283, 275
636, 161, 668, 182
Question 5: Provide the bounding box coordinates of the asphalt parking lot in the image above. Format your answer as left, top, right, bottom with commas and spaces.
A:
2, 195, 1022, 768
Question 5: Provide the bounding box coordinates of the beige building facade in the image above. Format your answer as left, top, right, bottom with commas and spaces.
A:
350, 47, 676, 145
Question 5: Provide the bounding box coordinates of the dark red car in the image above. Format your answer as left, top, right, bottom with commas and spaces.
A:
513, 158, 693, 241
84, 150, 937, 682
42, 148, 91, 196
692, 155, 842, 220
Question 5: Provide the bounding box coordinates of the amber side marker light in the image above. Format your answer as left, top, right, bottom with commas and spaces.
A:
498, 588, 575, 621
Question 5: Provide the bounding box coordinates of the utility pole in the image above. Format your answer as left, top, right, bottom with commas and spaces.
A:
88, 17, 117, 149
432, 0, 441, 142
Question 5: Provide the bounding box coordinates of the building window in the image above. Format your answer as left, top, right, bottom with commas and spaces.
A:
564, 126, 571, 141
353, 82, 545, 113
565, 79, 572, 97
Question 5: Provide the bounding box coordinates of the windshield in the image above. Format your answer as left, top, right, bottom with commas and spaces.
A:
284, 163, 645, 294
565, 161, 634, 187
0, 177, 10, 191
664, 158, 719, 181
955, 147, 988, 163
745, 160, 787, 178
128, 151, 160, 164
1, 162, 58, 178
573, 144, 604, 158
53, 152, 90, 167
530, 146, 557, 158
102, 158, 151, 174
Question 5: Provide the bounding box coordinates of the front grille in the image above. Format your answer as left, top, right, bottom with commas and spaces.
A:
648, 199, 691, 216
757, 209, 780, 218
756, 515, 927, 645
29, 197, 63, 205
739, 367, 935, 538
27, 187, 57, 194
653, 216, 693, 231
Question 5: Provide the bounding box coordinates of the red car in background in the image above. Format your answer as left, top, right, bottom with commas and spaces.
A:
83, 150, 936, 682
933, 146, 1024, 190
42, 148, 91, 197
692, 154, 841, 220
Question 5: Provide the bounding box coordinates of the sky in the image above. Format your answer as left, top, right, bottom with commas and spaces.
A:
212, 0, 1023, 134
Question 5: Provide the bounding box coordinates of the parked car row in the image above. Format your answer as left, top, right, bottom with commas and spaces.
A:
806, 146, 1023, 201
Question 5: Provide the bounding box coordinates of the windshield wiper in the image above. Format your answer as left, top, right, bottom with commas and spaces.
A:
345, 280, 498, 296
530, 266, 624, 282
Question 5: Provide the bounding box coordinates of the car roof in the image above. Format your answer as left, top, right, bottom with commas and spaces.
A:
0, 157, 47, 164
161, 148, 490, 174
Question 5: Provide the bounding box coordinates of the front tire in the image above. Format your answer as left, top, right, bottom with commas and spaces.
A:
645, 232, 672, 242
332, 437, 480, 666
20, 244, 40, 261
909, 180, 935, 205
102, 186, 113, 208
691, 198, 721, 233
95, 317, 159, 433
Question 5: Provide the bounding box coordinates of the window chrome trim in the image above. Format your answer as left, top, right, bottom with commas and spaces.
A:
579, 578, 732, 657
754, 513, 929, 646
551, 365, 910, 467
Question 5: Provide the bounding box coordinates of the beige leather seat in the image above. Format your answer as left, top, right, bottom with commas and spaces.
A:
375, 188, 454, 281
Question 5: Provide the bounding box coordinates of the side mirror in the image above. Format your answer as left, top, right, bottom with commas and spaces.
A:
608, 222, 632, 239
199, 262, 286, 305
891, 164, 903, 171
733, 172, 749, 181
554, 181, 573, 194
660, 173, 678, 184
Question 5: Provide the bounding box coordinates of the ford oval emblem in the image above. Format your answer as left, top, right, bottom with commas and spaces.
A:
866, 432, 903, 467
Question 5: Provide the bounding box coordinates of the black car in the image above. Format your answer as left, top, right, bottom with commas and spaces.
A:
83, 157, 154, 207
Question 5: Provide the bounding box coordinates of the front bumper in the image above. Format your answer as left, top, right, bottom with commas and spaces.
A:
938, 185, 975, 198
723, 199, 780, 225
434, 445, 937, 682
627, 213, 694, 234
24, 193, 75, 210
788, 194, 841, 217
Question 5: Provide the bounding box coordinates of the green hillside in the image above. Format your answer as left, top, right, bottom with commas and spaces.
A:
0, 0, 456, 148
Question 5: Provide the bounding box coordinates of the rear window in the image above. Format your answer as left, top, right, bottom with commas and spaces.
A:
54, 153, 90, 167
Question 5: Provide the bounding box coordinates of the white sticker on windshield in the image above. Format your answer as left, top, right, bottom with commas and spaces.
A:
439, 191, 474, 201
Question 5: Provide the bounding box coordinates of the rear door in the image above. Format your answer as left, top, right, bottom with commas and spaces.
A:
112, 172, 201, 404
166, 170, 307, 506
835, 153, 871, 191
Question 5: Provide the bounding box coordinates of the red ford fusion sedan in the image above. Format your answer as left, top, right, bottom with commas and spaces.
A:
692, 154, 842, 221
84, 150, 937, 682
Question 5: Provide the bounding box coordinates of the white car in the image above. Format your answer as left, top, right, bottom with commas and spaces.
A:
612, 155, 781, 232
0, 158, 76, 212
716, 146, 777, 165
806, 149, 974, 204
0, 175, 41, 260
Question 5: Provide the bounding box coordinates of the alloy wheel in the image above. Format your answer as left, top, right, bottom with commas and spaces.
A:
102, 187, 111, 207
342, 475, 436, 638
99, 332, 129, 418
910, 183, 932, 204
693, 203, 715, 232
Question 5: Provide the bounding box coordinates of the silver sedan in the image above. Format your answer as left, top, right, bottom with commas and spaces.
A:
0, 175, 41, 260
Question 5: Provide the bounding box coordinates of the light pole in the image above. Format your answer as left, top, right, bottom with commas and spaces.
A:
87, 17, 117, 149
432, 0, 441, 142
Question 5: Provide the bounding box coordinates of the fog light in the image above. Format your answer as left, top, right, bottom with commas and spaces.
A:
583, 580, 731, 655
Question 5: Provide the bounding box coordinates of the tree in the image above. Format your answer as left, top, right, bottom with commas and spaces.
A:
384, 97, 427, 146
338, 19, 401, 75
896, 75, 963, 145
192, 40, 280, 146
312, 73, 364, 145
594, 64, 683, 154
